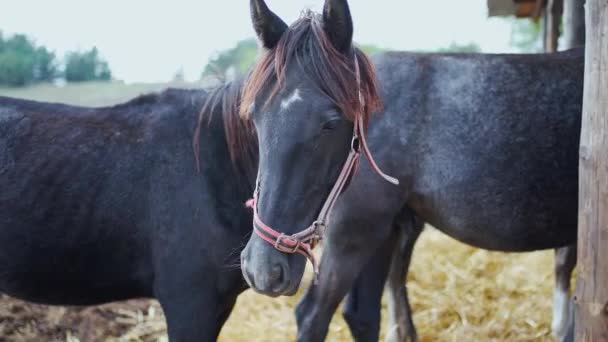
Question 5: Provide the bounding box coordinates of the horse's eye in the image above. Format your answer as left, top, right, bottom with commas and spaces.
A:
322, 119, 340, 131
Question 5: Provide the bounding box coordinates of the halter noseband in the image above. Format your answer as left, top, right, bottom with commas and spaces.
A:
246, 55, 399, 283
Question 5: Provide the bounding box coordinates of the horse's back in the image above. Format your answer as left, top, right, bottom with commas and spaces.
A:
374, 50, 583, 251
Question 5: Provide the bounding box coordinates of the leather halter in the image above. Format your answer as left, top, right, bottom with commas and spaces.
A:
246, 55, 399, 283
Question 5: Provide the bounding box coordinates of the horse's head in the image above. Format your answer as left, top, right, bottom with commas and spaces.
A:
240, 0, 385, 296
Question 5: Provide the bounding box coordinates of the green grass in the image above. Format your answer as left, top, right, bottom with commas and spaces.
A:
0, 80, 209, 107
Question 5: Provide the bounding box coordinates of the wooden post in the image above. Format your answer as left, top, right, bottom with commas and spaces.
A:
575, 0, 608, 340
563, 0, 586, 49
544, 0, 564, 52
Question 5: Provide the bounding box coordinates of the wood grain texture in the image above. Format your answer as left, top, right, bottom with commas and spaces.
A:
575, 0, 608, 340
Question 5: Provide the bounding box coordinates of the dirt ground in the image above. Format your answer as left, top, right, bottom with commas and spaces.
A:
0, 297, 162, 342
0, 228, 560, 342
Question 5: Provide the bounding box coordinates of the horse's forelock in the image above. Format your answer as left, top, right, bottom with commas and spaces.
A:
240, 10, 382, 128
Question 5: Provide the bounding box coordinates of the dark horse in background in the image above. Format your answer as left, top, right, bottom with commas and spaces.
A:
0, 83, 261, 341
239, 0, 583, 341
0, 79, 407, 341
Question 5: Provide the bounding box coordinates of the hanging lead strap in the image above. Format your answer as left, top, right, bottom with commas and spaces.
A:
353, 54, 399, 186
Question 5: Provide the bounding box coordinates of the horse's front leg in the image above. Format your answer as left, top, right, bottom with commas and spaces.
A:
341, 227, 401, 342
295, 215, 396, 342
156, 272, 230, 342
154, 246, 241, 342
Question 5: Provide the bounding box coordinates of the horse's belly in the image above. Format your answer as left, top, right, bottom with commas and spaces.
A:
0, 261, 151, 306
416, 192, 578, 252
436, 221, 576, 252
0, 226, 152, 305
436, 210, 577, 252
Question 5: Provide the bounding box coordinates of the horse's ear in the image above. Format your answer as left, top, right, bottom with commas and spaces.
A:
322, 0, 353, 53
250, 0, 288, 50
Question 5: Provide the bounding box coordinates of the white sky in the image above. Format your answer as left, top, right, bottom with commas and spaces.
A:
0, 0, 516, 83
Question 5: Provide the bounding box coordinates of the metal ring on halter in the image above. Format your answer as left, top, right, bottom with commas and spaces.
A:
311, 220, 326, 236
351, 135, 360, 152
274, 233, 301, 253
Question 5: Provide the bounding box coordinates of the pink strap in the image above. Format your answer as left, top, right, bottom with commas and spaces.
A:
356, 118, 399, 185
353, 55, 399, 186
247, 197, 320, 282
247, 132, 361, 283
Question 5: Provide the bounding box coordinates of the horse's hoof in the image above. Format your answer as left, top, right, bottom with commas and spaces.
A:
385, 324, 418, 342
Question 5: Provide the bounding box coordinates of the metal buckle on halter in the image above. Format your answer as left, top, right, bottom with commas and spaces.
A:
311, 220, 326, 237
351, 135, 361, 152
275, 233, 301, 253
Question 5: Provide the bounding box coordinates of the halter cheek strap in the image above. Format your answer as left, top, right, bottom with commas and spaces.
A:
246, 125, 362, 283
246, 54, 399, 284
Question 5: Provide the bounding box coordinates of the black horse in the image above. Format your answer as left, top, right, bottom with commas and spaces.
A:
0, 82, 261, 341
0, 80, 407, 341
239, 0, 583, 341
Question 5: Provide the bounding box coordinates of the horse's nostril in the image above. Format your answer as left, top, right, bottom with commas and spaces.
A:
271, 263, 288, 292
270, 264, 283, 282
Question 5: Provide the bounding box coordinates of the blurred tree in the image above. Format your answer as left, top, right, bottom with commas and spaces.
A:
173, 67, 185, 82
202, 39, 258, 79
509, 18, 543, 52
4, 34, 35, 55
201, 39, 390, 80
200, 38, 485, 81
435, 42, 482, 53
0, 34, 36, 86
34, 47, 58, 82
359, 43, 386, 55
64, 47, 112, 82
0, 32, 64, 86
0, 50, 34, 86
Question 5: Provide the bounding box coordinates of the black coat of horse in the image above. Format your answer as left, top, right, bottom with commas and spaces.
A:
0, 85, 258, 341
239, 0, 583, 341
0, 82, 401, 341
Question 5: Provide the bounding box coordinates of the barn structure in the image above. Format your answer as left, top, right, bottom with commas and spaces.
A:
486, 0, 586, 51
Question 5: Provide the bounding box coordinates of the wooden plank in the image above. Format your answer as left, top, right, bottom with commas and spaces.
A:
563, 0, 585, 49
488, 0, 543, 17
515, 3, 539, 17
487, 0, 519, 16
575, 0, 608, 340
543, 0, 563, 52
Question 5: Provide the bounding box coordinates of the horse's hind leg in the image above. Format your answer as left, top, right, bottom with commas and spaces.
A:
552, 244, 576, 341
385, 211, 423, 342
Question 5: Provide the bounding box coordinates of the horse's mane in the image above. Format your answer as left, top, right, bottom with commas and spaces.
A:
240, 10, 381, 128
193, 79, 257, 178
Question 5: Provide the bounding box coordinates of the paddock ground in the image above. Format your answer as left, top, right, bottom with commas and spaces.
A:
0, 83, 558, 341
